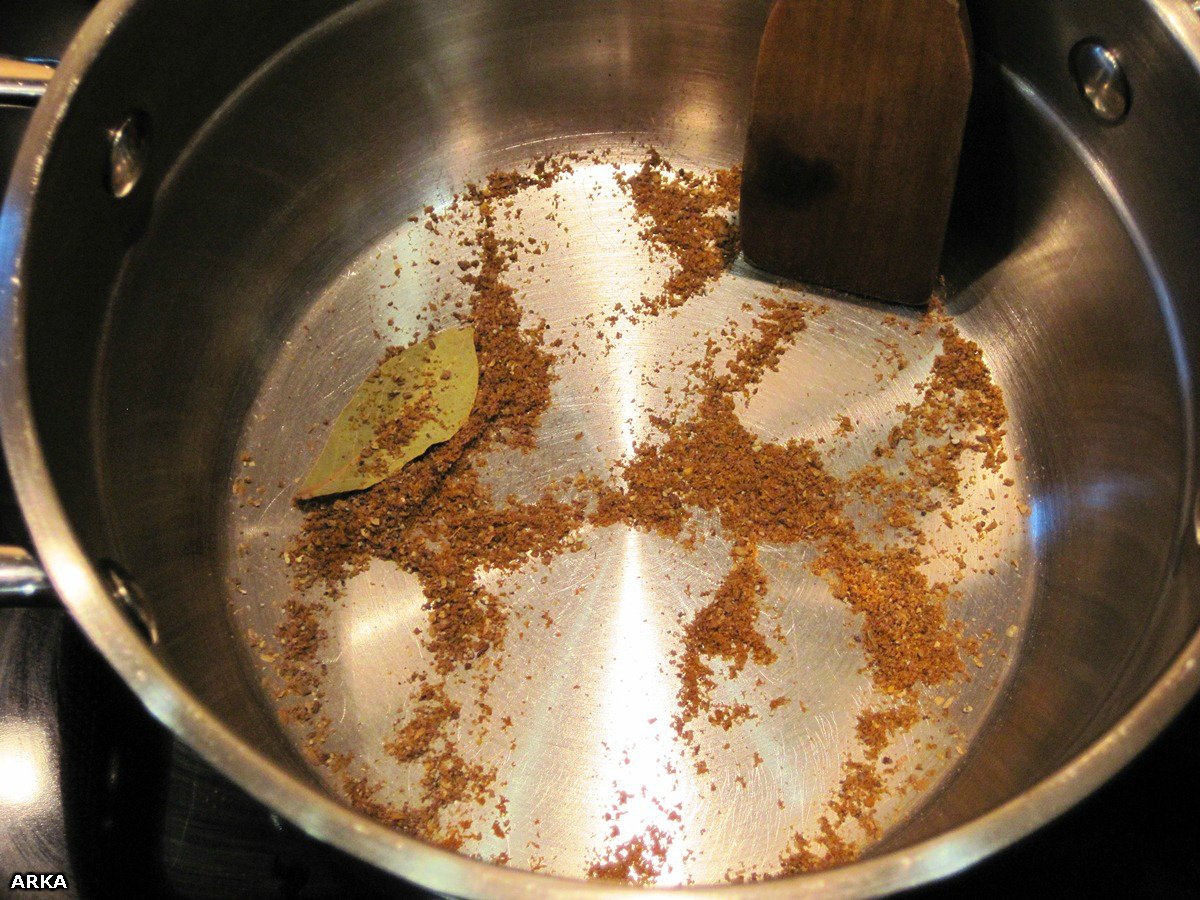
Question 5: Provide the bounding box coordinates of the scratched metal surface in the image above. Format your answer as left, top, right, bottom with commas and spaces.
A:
225, 147, 1033, 883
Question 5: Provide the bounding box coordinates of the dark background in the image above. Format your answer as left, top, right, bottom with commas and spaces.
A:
2, 1, 1198, 896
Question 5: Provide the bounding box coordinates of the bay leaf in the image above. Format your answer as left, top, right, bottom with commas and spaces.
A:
297, 326, 478, 500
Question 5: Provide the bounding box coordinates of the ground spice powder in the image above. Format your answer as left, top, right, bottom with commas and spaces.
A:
675, 548, 776, 734
587, 826, 673, 884
268, 149, 1019, 882
282, 159, 584, 847
617, 149, 741, 316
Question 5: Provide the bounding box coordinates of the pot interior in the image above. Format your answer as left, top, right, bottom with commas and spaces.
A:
13, 0, 1200, 890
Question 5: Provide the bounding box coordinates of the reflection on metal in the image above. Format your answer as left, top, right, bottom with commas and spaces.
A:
0, 720, 49, 806
0, 611, 69, 878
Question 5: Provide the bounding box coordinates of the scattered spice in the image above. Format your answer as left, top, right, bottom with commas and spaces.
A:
368, 680, 500, 849
588, 826, 672, 884
617, 150, 741, 316
778, 818, 859, 876
289, 164, 579, 674
719, 297, 822, 395
675, 548, 775, 734
260, 148, 1019, 883
593, 301, 994, 703
856, 703, 921, 762
279, 156, 585, 848
827, 760, 886, 839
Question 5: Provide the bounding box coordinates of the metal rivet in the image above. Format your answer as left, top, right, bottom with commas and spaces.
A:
106, 111, 150, 198
101, 561, 158, 644
1070, 41, 1130, 124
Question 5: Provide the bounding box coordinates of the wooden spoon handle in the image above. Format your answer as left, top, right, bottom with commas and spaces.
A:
740, 0, 973, 306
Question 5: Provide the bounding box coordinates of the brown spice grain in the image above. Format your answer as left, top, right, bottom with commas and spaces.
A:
280, 155, 585, 854
270, 148, 1017, 880
719, 297, 823, 396
587, 825, 672, 884
675, 548, 776, 733
778, 817, 860, 875
617, 150, 741, 316
856, 703, 921, 762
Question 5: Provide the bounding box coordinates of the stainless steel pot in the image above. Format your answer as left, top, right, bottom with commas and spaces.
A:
3, 0, 1200, 895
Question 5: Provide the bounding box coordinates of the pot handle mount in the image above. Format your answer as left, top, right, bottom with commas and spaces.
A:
0, 544, 156, 641
0, 56, 56, 105
1, 56, 57, 608
0, 546, 55, 607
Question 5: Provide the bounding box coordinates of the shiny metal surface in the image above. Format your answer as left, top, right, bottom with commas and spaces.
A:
0, 610, 72, 887
0, 57, 56, 107
1070, 41, 1131, 124
2, 0, 1200, 896
0, 545, 53, 606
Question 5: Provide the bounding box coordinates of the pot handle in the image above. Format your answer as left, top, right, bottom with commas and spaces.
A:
0, 545, 55, 607
0, 56, 56, 106
1, 56, 58, 607
1, 56, 57, 606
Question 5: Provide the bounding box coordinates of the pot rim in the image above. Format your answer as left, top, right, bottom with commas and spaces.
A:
2, 1, 1199, 896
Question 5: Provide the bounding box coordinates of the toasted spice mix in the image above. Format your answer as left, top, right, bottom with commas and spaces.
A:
675, 548, 776, 736
856, 703, 922, 762
289, 170, 578, 674
587, 826, 673, 884
280, 162, 587, 847
261, 149, 1021, 884
617, 149, 742, 316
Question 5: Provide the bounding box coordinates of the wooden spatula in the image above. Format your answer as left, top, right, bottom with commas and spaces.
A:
740, 0, 973, 306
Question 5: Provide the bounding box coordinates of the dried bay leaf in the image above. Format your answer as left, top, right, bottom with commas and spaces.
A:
297, 326, 478, 500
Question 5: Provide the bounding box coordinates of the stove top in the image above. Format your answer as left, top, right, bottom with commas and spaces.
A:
1, 2, 1197, 897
